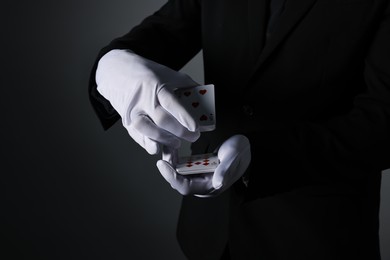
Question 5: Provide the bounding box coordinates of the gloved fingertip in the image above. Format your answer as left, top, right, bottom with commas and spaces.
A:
214, 183, 223, 190
147, 148, 159, 155
156, 160, 169, 175
212, 178, 223, 190
156, 159, 164, 169
157, 159, 175, 172
184, 130, 201, 142
185, 120, 198, 133
146, 142, 159, 155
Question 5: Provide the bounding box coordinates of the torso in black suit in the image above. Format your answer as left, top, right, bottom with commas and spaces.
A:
89, 0, 390, 259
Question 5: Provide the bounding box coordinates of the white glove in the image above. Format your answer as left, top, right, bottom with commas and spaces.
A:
95, 49, 201, 154
156, 135, 251, 197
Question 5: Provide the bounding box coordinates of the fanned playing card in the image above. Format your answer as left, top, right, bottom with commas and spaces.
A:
175, 84, 216, 132
176, 153, 220, 175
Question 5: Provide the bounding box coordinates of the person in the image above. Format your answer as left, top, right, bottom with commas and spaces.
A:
88, 0, 390, 259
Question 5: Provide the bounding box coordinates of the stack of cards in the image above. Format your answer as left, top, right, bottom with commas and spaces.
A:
174, 84, 219, 175
176, 153, 219, 175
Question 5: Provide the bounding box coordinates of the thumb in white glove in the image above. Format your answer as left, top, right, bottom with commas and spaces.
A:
156, 135, 251, 197
95, 49, 200, 155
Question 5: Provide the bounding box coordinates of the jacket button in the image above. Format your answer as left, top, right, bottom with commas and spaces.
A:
242, 105, 254, 117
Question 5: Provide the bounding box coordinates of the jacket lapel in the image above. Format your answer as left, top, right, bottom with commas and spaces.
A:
246, 0, 318, 87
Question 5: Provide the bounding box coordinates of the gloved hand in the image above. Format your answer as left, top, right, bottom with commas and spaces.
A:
95, 49, 201, 154
156, 135, 251, 197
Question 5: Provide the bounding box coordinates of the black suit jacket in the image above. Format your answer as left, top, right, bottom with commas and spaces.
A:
89, 0, 390, 259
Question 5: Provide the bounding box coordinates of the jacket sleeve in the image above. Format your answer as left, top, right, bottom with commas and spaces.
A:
88, 0, 202, 130
245, 2, 390, 198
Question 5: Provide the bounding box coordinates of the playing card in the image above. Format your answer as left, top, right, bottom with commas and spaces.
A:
176, 153, 220, 175
175, 84, 216, 132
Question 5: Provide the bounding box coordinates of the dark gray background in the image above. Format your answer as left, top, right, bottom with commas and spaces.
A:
3, 0, 389, 259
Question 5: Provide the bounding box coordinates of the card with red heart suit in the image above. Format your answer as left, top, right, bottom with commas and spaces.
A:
175, 84, 216, 132
175, 153, 220, 175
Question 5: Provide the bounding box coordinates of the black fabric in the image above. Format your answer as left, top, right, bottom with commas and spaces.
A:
88, 0, 389, 259
220, 243, 231, 260
267, 0, 287, 35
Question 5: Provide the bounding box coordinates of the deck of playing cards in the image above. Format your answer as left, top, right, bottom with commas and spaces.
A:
175, 84, 216, 132
176, 153, 220, 175
174, 84, 219, 175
